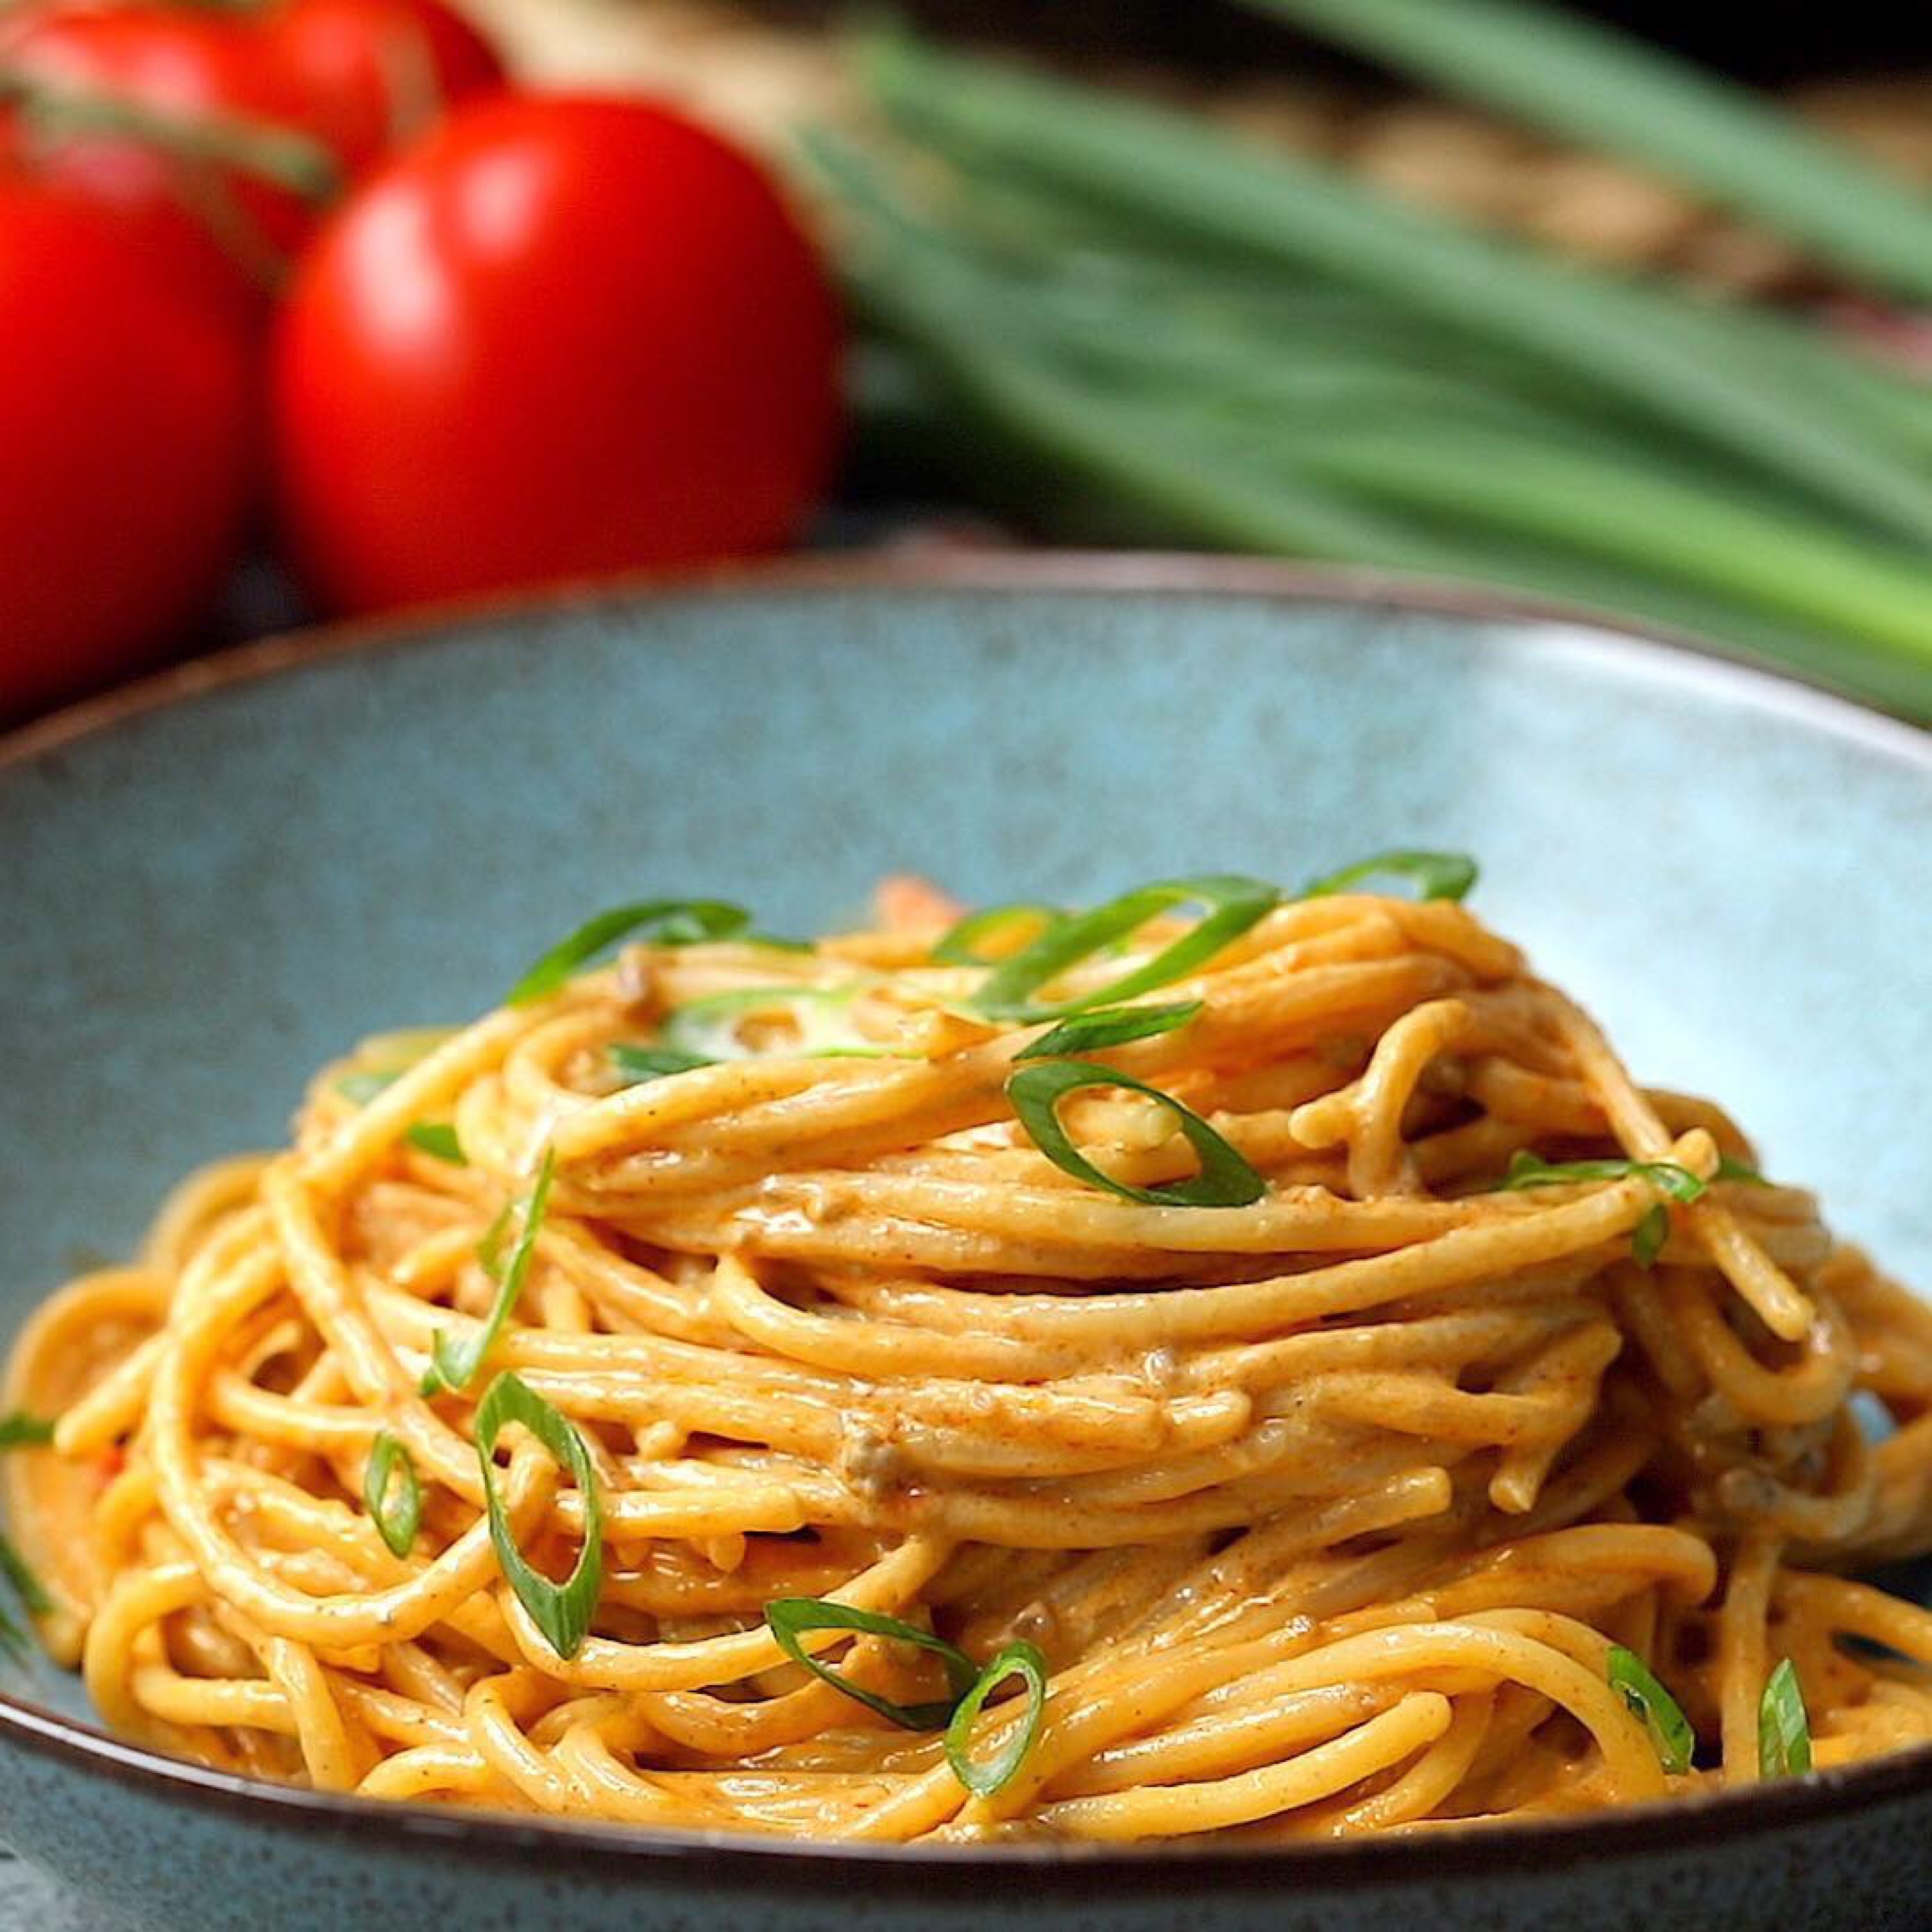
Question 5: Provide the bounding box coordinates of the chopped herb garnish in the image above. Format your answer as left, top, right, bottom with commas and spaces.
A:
1607, 1643, 1694, 1774
403, 1122, 466, 1166
934, 902, 1063, 967
1759, 1658, 1812, 1778
972, 875, 1278, 1023
1300, 849, 1478, 902
764, 1597, 980, 1732
0, 1413, 55, 1450
474, 1371, 603, 1661
609, 1044, 716, 1085
764, 1597, 1049, 1796
1014, 999, 1203, 1063
420, 1148, 556, 1397
363, 1431, 422, 1559
1007, 1058, 1265, 1208
1716, 1153, 1770, 1185
507, 899, 751, 1005
946, 1639, 1049, 1798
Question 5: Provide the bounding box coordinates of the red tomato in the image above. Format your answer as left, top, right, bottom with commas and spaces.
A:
268, 0, 505, 176
0, 174, 255, 721
272, 95, 842, 615
0, 5, 327, 264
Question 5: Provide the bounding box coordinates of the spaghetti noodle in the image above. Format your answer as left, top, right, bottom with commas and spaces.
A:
8, 863, 1932, 1841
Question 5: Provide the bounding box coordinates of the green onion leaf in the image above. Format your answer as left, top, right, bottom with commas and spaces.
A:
1759, 1657, 1813, 1778
421, 1148, 556, 1397
1007, 1058, 1266, 1208
1716, 1153, 1770, 1185
1607, 1643, 1694, 1774
1014, 999, 1203, 1063
335, 1068, 401, 1104
609, 1044, 716, 1085
473, 1371, 603, 1661
934, 902, 1063, 966
1301, 849, 1478, 902
403, 1122, 466, 1166
0, 1413, 55, 1450
659, 986, 896, 1062
764, 1596, 980, 1731
363, 1431, 422, 1559
1632, 1201, 1670, 1271
0, 1531, 51, 1618
1497, 1150, 1708, 1204
507, 899, 751, 1005
973, 875, 1277, 1022
945, 1639, 1049, 1797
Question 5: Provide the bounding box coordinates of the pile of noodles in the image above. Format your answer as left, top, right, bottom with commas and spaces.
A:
8, 869, 1932, 1844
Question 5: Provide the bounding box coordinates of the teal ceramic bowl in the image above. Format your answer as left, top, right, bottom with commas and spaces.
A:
1, 556, 1928, 1931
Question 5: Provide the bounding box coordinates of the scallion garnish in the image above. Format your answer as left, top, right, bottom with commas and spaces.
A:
763, 1597, 1049, 1796
474, 1371, 603, 1661
609, 1044, 716, 1085
402, 1122, 466, 1166
658, 986, 894, 1062
420, 1148, 556, 1397
1758, 1657, 1812, 1779
1014, 999, 1202, 1063
1631, 1202, 1670, 1271
933, 902, 1063, 967
971, 875, 1278, 1023
1006, 1058, 1265, 1208
363, 1431, 422, 1559
1301, 849, 1478, 903
1607, 1643, 1694, 1774
0, 1532, 51, 1619
1716, 1153, 1770, 1185
335, 1068, 401, 1104
764, 1597, 980, 1731
0, 1413, 55, 1450
945, 1639, 1049, 1798
506, 899, 751, 1005
1497, 1151, 1707, 1204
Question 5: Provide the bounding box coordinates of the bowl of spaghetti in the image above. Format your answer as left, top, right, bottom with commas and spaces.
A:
0, 555, 1927, 1932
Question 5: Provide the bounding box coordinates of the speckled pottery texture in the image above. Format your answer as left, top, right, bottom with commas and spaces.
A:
0, 556, 1927, 1932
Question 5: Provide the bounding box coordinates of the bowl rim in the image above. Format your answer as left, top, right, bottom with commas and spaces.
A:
2, 548, 1928, 1894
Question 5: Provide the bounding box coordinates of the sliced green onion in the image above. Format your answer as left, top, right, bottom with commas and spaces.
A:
507, 899, 750, 1005
0, 1531, 51, 1619
0, 1413, 55, 1450
764, 1596, 980, 1731
402, 1122, 466, 1166
659, 985, 892, 1062
335, 1068, 401, 1104
1607, 1643, 1694, 1774
1007, 1058, 1265, 1208
1716, 1153, 1770, 1185
973, 875, 1277, 1022
473, 1371, 603, 1661
609, 1044, 716, 1085
421, 1148, 556, 1397
1632, 1201, 1670, 1271
363, 1431, 422, 1559
1014, 999, 1202, 1063
1497, 1151, 1707, 1205
1301, 849, 1478, 902
945, 1639, 1049, 1797
1759, 1657, 1813, 1778
934, 902, 1063, 966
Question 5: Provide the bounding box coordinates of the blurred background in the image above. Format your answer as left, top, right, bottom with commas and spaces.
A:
5, 0, 1932, 727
